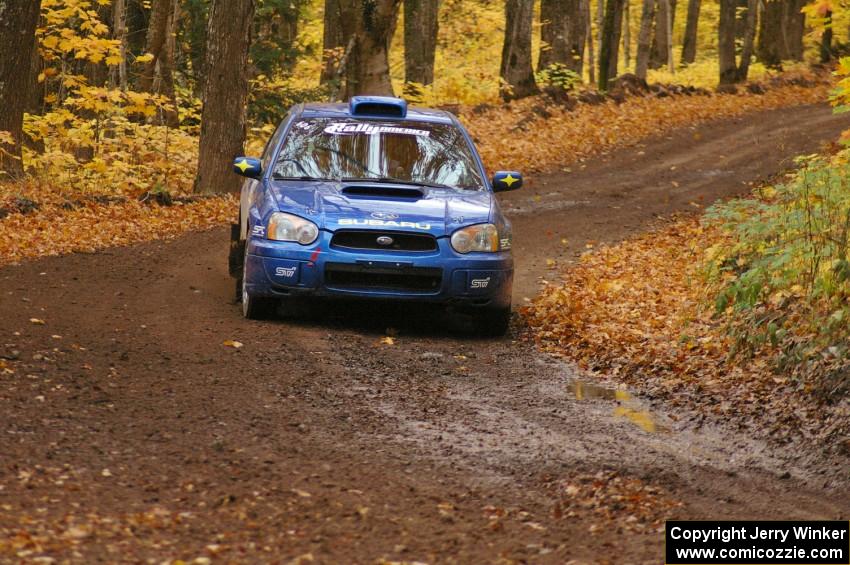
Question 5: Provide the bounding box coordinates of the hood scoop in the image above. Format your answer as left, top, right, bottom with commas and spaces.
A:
342, 185, 424, 199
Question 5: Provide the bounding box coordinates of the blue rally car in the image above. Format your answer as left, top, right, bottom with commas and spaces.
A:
228, 96, 522, 336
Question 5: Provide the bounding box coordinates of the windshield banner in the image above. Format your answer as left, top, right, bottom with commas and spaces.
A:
323, 122, 431, 137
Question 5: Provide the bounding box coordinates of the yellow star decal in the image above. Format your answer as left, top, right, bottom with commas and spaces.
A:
235, 159, 253, 173
502, 173, 519, 187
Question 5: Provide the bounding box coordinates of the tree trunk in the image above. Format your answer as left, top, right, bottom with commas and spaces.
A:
719, 0, 756, 84
634, 0, 654, 78
596, 0, 604, 64
320, 0, 344, 83
404, 0, 440, 93
664, 0, 673, 72
609, 0, 625, 80
340, 0, 402, 98
598, 0, 625, 89
539, 0, 585, 73
574, 0, 588, 75
0, 0, 42, 179
584, 0, 595, 83
821, 9, 833, 63
756, 0, 785, 68
155, 0, 180, 126
23, 28, 45, 155
622, 0, 631, 68
27, 24, 44, 114
736, 0, 757, 81
193, 0, 255, 195
784, 0, 805, 60
500, 0, 538, 100
718, 0, 738, 84
680, 0, 700, 65
139, 0, 179, 124
112, 0, 129, 91
140, 0, 172, 92
649, 0, 675, 69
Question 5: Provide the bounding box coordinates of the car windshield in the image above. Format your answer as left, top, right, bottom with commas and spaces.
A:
272, 118, 486, 191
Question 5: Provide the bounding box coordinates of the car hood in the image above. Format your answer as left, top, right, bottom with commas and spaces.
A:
268, 180, 494, 236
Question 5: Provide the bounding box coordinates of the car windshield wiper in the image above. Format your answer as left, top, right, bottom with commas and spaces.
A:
341, 177, 463, 191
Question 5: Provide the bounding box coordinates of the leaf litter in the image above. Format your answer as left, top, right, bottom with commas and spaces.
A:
522, 215, 850, 459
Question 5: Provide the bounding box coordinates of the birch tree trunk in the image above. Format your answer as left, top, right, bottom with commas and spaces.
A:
340, 0, 402, 98
112, 0, 129, 91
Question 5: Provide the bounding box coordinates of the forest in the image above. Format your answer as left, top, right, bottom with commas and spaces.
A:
0, 0, 845, 198
1, 0, 850, 562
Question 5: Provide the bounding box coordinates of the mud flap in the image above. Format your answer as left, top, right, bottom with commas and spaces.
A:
228, 223, 245, 278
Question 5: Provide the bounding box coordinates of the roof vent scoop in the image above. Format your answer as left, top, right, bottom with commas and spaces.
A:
349, 96, 407, 119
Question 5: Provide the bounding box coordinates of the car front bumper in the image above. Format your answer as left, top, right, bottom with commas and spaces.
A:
243, 232, 513, 309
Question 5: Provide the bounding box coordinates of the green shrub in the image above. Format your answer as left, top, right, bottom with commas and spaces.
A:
535, 63, 582, 94
705, 151, 850, 366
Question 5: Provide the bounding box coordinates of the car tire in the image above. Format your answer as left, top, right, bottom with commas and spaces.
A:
473, 306, 511, 337
241, 245, 277, 320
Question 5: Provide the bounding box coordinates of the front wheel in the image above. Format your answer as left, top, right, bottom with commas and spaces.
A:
240, 247, 277, 320
472, 306, 512, 337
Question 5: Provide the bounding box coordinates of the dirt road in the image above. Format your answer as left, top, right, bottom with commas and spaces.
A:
1, 103, 848, 563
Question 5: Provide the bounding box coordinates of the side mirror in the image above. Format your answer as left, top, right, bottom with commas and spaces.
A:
233, 157, 262, 179
492, 171, 523, 192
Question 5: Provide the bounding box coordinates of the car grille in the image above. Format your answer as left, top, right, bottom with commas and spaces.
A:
325, 262, 442, 292
330, 230, 437, 252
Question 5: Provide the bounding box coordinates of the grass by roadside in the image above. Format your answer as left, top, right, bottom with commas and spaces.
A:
0, 69, 834, 266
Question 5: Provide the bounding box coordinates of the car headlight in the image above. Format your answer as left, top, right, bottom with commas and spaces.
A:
451, 223, 500, 253
267, 212, 319, 245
